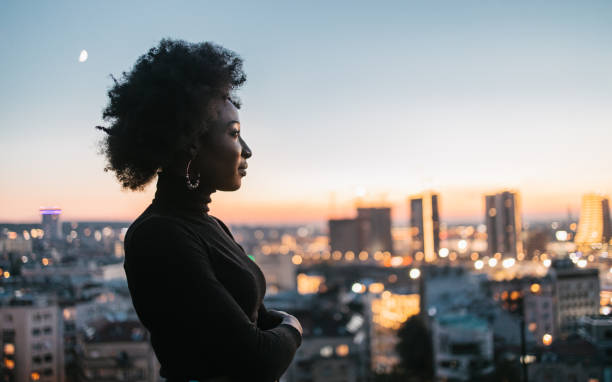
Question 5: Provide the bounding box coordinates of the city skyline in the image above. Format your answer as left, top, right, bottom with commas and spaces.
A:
2, 1, 612, 224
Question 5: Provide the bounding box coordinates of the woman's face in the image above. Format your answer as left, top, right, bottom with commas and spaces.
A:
193, 98, 252, 192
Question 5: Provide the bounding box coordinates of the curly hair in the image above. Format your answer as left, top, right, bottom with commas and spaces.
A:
96, 39, 246, 191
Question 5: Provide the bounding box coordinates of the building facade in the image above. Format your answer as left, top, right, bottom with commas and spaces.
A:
484, 191, 523, 257
0, 297, 65, 382
574, 193, 611, 252
408, 191, 440, 262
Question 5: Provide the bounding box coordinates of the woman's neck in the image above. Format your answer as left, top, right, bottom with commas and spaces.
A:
152, 171, 214, 214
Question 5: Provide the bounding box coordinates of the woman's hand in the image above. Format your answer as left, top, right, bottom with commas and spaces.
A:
270, 310, 303, 336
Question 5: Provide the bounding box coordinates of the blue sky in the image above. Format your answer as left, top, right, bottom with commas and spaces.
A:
1, 1, 611, 223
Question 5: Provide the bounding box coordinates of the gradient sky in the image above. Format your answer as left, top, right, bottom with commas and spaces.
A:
1, 1, 611, 224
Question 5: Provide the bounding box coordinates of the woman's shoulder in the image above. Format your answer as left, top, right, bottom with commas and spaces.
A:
124, 206, 199, 249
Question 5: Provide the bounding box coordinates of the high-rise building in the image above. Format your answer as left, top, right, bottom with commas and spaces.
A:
328, 207, 393, 255
409, 192, 440, 262
0, 296, 65, 382
329, 219, 360, 253
574, 193, 611, 252
356, 207, 393, 254
40, 208, 62, 241
484, 191, 523, 257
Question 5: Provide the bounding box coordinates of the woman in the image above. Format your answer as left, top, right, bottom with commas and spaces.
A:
96, 39, 303, 382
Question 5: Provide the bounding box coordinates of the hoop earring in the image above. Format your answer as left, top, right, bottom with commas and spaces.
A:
185, 159, 200, 190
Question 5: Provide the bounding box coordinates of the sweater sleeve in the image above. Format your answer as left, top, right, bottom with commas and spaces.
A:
257, 303, 283, 330
124, 216, 301, 381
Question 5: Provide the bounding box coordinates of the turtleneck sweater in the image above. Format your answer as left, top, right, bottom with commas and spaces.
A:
123, 172, 301, 382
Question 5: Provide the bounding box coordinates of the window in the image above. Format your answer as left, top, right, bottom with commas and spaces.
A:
43, 327, 52, 335
43, 354, 52, 363
42, 368, 53, 376
32, 356, 42, 364
32, 328, 41, 336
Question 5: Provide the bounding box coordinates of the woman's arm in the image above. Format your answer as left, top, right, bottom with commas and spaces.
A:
124, 216, 301, 381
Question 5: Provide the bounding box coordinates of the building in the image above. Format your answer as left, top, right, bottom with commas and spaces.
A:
432, 314, 494, 381
0, 232, 33, 255
0, 295, 65, 382
254, 252, 296, 294
577, 315, 612, 366
484, 191, 523, 257
356, 208, 393, 254
408, 191, 440, 262
76, 320, 159, 382
40, 208, 62, 241
490, 277, 556, 345
574, 193, 611, 252
329, 219, 360, 253
328, 207, 393, 255
367, 291, 420, 373
548, 259, 599, 337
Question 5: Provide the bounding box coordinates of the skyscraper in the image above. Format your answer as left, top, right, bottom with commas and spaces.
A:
357, 207, 393, 254
329, 218, 360, 253
40, 208, 62, 240
574, 193, 611, 252
328, 207, 393, 254
484, 191, 523, 257
409, 192, 440, 262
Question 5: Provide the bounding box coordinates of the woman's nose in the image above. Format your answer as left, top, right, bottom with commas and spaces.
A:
240, 137, 252, 159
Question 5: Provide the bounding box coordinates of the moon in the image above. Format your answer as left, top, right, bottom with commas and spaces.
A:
79, 50, 88, 63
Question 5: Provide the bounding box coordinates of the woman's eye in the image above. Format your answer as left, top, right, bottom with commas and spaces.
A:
231, 130, 240, 137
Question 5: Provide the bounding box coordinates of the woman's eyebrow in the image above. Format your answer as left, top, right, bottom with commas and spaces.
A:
227, 120, 240, 127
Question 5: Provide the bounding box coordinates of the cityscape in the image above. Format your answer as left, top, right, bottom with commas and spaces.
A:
0, 189, 611, 381
3, 2, 612, 382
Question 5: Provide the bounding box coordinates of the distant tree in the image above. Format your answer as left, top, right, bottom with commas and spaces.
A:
394, 315, 434, 382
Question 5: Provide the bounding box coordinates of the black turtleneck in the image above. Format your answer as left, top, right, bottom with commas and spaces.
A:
123, 172, 301, 382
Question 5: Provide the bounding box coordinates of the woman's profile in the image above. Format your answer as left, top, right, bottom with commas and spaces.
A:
96, 39, 303, 382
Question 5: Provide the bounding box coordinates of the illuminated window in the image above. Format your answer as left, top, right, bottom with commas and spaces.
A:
336, 344, 349, 357
3, 343, 14, 355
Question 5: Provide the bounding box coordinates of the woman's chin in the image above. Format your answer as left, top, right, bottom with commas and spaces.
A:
219, 181, 242, 192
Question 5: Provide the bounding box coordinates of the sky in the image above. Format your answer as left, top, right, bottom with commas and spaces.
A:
1, 1, 612, 225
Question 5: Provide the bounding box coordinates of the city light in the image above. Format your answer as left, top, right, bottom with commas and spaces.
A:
390, 256, 403, 267
502, 258, 515, 268
336, 344, 349, 357
320, 346, 333, 357
530, 283, 541, 294
474, 260, 484, 270
577, 259, 587, 268
297, 274, 325, 294
371, 293, 420, 330
352, 283, 366, 294
439, 248, 449, 258
488, 258, 498, 267
543, 259, 552, 267
409, 268, 421, 279
369, 283, 385, 294
457, 240, 468, 251
3, 343, 14, 355
345, 251, 355, 261
555, 230, 568, 241
542, 334, 553, 346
